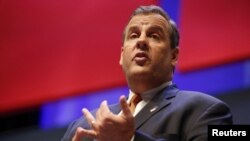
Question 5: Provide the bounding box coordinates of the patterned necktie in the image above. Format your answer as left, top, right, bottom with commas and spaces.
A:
129, 94, 142, 114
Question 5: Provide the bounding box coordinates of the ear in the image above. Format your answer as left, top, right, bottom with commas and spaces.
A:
119, 47, 124, 66
171, 48, 179, 66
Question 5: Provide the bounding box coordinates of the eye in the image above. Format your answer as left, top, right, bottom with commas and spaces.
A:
149, 33, 160, 40
129, 33, 139, 39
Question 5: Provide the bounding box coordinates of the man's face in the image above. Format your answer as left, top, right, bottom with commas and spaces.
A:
119, 14, 178, 82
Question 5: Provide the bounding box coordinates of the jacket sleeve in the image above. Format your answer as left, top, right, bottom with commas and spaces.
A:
185, 101, 233, 141
61, 120, 77, 141
134, 130, 168, 141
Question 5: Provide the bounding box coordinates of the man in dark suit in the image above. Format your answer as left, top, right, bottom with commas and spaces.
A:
62, 5, 233, 141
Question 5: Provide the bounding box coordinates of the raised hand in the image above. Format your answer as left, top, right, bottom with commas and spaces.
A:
72, 95, 135, 141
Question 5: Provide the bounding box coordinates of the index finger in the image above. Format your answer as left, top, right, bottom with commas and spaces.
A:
119, 95, 133, 118
82, 108, 96, 129
72, 127, 97, 141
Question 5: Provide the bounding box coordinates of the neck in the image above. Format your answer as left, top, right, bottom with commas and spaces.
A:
127, 75, 171, 94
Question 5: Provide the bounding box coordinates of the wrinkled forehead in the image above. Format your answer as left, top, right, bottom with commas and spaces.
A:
125, 14, 170, 33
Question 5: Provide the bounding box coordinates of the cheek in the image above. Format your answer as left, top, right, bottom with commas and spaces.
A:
152, 49, 172, 66
122, 48, 132, 63
153, 48, 167, 59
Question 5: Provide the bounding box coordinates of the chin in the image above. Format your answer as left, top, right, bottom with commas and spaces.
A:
129, 67, 151, 77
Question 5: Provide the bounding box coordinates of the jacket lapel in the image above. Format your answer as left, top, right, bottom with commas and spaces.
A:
134, 85, 178, 129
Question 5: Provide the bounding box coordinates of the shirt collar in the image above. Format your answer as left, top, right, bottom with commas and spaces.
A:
128, 81, 172, 102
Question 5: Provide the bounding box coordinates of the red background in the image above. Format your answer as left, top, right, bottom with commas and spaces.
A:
0, 0, 156, 112
1, 0, 250, 113
178, 0, 250, 71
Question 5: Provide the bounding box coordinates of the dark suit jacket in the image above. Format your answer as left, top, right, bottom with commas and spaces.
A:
61, 85, 233, 141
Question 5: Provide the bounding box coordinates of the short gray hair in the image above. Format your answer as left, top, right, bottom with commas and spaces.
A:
122, 5, 179, 49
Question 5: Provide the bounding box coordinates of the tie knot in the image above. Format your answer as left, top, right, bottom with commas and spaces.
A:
129, 94, 142, 113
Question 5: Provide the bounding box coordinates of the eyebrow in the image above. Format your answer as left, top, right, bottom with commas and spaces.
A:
148, 25, 165, 35
127, 25, 165, 33
126, 25, 140, 33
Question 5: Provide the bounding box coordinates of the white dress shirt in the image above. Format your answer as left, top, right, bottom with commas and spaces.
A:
127, 81, 172, 116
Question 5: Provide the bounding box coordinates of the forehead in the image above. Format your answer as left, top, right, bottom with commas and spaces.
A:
126, 14, 170, 31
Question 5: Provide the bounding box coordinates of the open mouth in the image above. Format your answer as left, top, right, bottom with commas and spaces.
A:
133, 52, 149, 65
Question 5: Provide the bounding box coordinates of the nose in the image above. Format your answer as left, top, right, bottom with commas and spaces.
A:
136, 33, 148, 50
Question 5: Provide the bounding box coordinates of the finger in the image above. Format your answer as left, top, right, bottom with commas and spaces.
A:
72, 127, 85, 141
100, 100, 109, 111
82, 108, 96, 129
80, 128, 97, 139
99, 100, 111, 116
96, 100, 113, 121
119, 95, 133, 117
73, 127, 97, 140
95, 101, 105, 121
